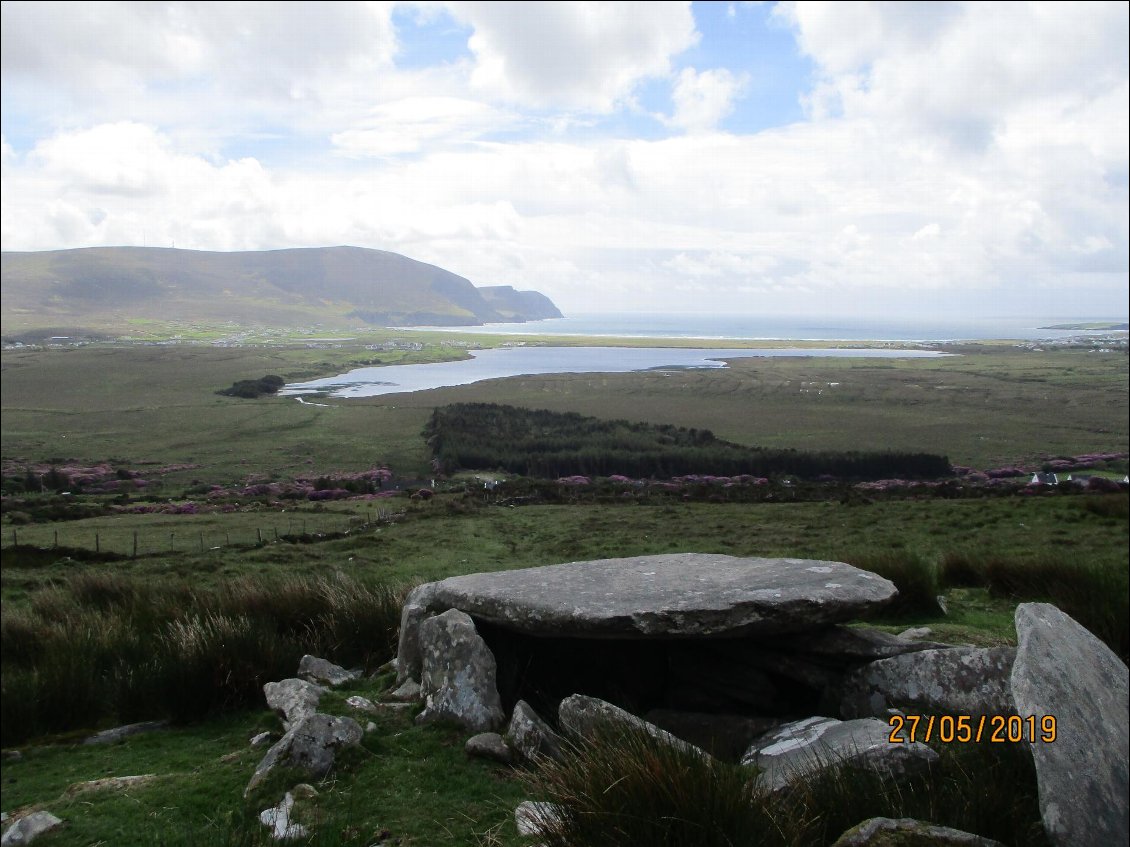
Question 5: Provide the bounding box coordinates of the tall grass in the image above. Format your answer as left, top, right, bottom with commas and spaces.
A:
937, 550, 1128, 662
0, 573, 406, 746
838, 551, 943, 618
524, 723, 1048, 847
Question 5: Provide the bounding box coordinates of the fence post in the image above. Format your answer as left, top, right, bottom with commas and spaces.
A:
133, 531, 138, 557
257, 528, 263, 545
54, 530, 59, 548
11, 529, 16, 546
200, 532, 204, 553
95, 533, 100, 553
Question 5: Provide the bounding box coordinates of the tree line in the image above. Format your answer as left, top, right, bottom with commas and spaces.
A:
425, 403, 951, 481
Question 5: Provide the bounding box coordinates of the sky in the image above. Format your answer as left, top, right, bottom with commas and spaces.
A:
1, 1, 1127, 319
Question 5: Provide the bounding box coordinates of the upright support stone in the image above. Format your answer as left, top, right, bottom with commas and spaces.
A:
396, 583, 439, 685
415, 609, 504, 732
1011, 603, 1129, 847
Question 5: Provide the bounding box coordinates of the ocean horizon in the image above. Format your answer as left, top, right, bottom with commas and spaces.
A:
409, 312, 1128, 342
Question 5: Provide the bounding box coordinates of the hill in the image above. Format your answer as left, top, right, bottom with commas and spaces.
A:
0, 245, 562, 332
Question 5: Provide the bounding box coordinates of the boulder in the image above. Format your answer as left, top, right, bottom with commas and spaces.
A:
0, 812, 63, 846
741, 716, 938, 793
415, 609, 504, 732
788, 625, 951, 660
831, 817, 1005, 846
387, 679, 422, 702
1010, 603, 1129, 847
297, 655, 360, 687
505, 700, 564, 764
465, 732, 513, 764
344, 695, 377, 715
263, 679, 326, 731
62, 774, 156, 798
839, 647, 1015, 719
558, 694, 710, 760
404, 554, 897, 640
245, 714, 363, 797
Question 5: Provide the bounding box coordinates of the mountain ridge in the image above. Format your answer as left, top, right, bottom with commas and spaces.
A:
0, 245, 562, 332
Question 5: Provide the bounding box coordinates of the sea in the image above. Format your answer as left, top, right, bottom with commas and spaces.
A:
409, 312, 1128, 343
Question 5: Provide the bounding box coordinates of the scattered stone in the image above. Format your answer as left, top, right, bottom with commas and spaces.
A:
250, 731, 273, 747
245, 714, 363, 797
290, 783, 319, 799
505, 700, 564, 764
373, 701, 416, 714
387, 679, 422, 703
404, 554, 898, 640
515, 800, 564, 837
558, 694, 710, 760
831, 817, 1005, 846
839, 647, 1015, 719
741, 716, 938, 793
1011, 603, 1129, 847
898, 627, 935, 641
365, 721, 378, 733
62, 775, 156, 798
0, 811, 63, 846
263, 679, 326, 731
415, 609, 504, 733
2, 751, 22, 762
82, 720, 169, 745
345, 695, 378, 714
297, 655, 360, 687
259, 792, 307, 840
465, 732, 513, 764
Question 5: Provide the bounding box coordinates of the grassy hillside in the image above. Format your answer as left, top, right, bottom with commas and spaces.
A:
0, 246, 562, 332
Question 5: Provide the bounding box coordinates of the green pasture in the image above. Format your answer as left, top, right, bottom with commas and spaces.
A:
2, 342, 1127, 488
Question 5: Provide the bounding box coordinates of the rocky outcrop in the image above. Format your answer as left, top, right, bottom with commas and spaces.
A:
0, 812, 63, 846
839, 647, 1015, 719
82, 720, 168, 745
245, 714, 363, 797
264, 679, 327, 731
741, 716, 938, 794
1011, 603, 1129, 847
464, 732, 513, 764
415, 609, 504, 732
831, 817, 1005, 846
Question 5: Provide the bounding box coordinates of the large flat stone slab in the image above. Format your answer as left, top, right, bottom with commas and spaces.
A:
406, 554, 896, 640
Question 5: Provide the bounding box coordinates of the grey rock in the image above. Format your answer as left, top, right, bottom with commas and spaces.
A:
788, 625, 950, 659
62, 774, 156, 798
297, 655, 360, 687
898, 627, 935, 641
263, 679, 326, 731
407, 554, 896, 639
505, 700, 564, 764
415, 609, 504, 732
387, 679, 422, 702
839, 647, 1015, 719
515, 800, 564, 837
558, 694, 710, 760
465, 732, 513, 764
82, 720, 169, 745
250, 731, 273, 747
1, 811, 63, 846
344, 695, 377, 714
396, 585, 438, 684
831, 817, 1005, 846
245, 714, 363, 797
1011, 603, 1129, 847
741, 716, 938, 793
290, 783, 319, 799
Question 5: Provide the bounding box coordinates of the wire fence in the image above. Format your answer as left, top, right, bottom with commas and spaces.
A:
3, 508, 405, 558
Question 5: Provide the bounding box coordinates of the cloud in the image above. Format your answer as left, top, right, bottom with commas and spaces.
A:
668, 67, 747, 132
453, 1, 698, 110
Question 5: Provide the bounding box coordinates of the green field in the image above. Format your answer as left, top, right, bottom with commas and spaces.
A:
2, 333, 1127, 846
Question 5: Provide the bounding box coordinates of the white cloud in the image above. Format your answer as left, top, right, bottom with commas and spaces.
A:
453, 1, 698, 110
668, 67, 747, 132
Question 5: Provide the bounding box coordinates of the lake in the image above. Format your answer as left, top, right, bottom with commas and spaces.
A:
282, 345, 949, 399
